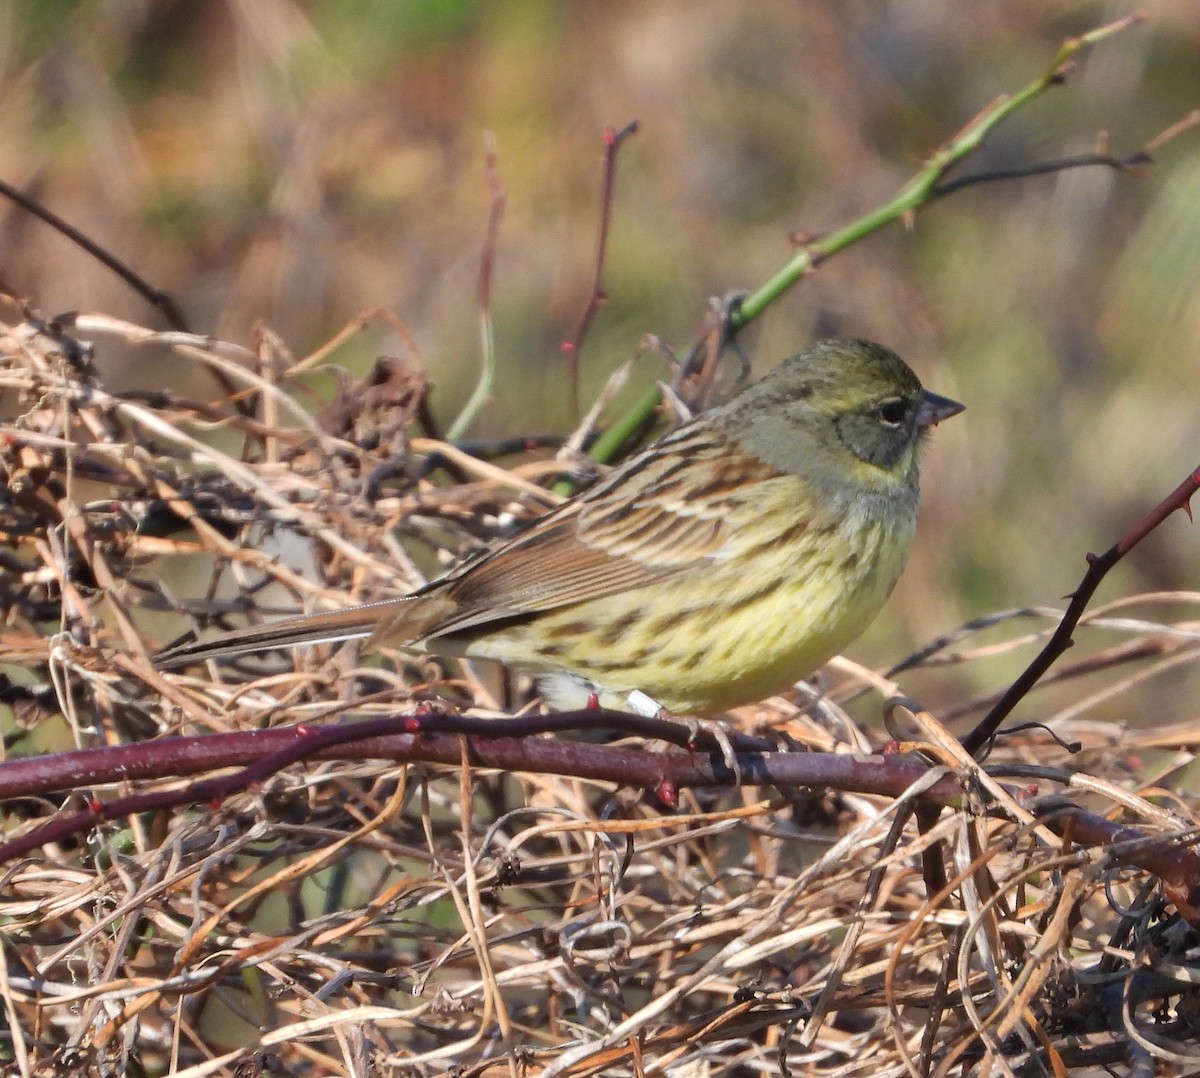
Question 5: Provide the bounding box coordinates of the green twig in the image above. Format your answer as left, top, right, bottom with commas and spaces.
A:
585, 14, 1147, 467
732, 14, 1145, 331
448, 133, 506, 441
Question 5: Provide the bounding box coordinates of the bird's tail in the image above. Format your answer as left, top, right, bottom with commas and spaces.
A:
155, 595, 447, 669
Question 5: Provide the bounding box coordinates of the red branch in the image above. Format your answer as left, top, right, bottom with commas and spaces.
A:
561, 120, 639, 422
962, 463, 1200, 756
478, 134, 507, 322
1, 712, 1198, 910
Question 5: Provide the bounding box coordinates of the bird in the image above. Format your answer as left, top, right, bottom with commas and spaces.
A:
157, 338, 963, 716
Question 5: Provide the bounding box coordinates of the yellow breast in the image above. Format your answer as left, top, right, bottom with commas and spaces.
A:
470, 477, 918, 715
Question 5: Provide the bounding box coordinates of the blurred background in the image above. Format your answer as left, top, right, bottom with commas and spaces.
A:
2, 0, 1200, 724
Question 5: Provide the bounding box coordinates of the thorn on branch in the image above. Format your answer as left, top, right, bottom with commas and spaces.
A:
789, 228, 822, 247
1146, 110, 1200, 154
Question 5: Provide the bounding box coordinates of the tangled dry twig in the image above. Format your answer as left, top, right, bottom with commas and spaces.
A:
1, 306, 1200, 1075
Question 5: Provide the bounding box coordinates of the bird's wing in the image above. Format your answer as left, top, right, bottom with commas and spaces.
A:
156, 425, 789, 664
385, 424, 782, 642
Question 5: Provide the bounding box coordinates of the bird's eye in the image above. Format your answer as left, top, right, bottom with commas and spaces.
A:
876, 399, 908, 425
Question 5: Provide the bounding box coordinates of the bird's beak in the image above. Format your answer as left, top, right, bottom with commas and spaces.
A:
915, 390, 964, 428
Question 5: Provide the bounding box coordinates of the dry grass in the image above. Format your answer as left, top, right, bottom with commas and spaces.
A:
1, 306, 1200, 1076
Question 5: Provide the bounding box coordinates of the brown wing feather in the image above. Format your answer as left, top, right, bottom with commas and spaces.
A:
157, 422, 789, 664
378, 422, 782, 643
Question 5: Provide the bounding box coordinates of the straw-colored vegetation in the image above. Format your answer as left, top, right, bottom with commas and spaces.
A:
3, 4, 1200, 1075
3, 302, 1200, 1075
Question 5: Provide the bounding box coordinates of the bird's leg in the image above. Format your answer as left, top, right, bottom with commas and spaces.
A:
626, 690, 742, 788
698, 720, 741, 788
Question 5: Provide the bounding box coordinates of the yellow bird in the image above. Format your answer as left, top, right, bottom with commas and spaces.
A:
158, 338, 962, 716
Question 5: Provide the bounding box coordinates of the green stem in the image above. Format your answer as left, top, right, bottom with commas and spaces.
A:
583, 14, 1143, 467
448, 309, 496, 441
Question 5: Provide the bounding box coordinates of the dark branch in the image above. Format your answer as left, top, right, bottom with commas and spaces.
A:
930, 150, 1152, 199
962, 464, 1200, 757
0, 175, 190, 332
562, 120, 640, 422
2, 710, 1199, 905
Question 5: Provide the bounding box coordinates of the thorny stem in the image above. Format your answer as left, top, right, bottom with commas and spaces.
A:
586, 15, 1167, 469
731, 12, 1145, 330
561, 120, 640, 426
2, 710, 1198, 906
962, 464, 1200, 757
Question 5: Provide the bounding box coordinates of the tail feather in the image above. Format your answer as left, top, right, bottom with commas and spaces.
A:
156, 596, 438, 669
